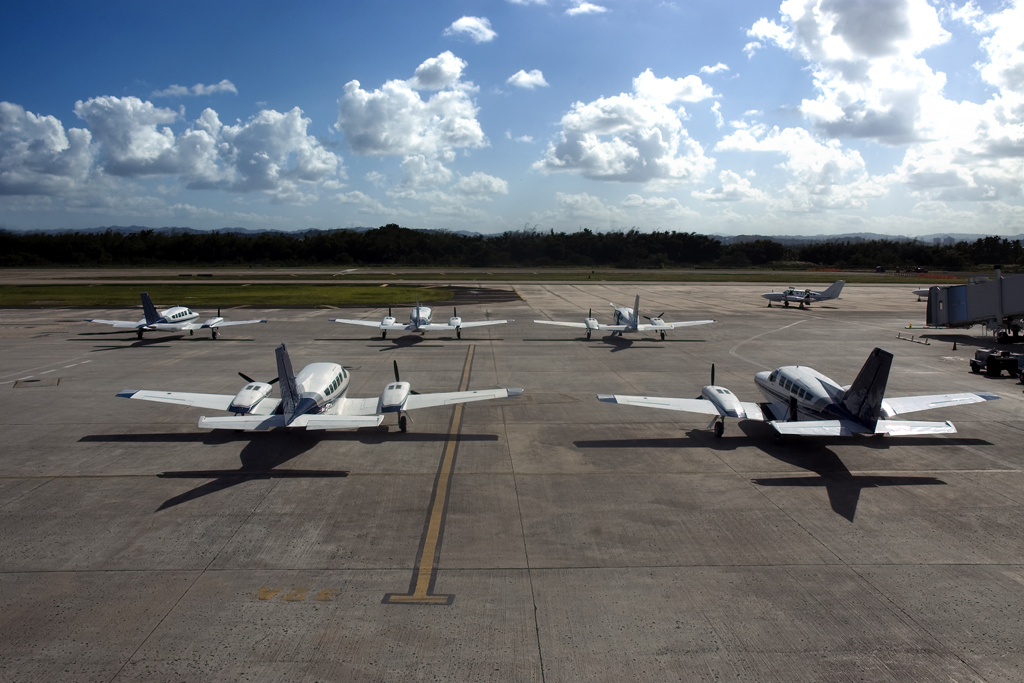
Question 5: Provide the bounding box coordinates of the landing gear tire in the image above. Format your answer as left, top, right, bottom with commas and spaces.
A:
136, 330, 144, 340
586, 330, 591, 339
799, 302, 805, 309
784, 301, 789, 307
767, 302, 772, 308
660, 331, 666, 340
190, 329, 194, 336
457, 329, 461, 339
713, 421, 724, 438
399, 414, 407, 433
212, 329, 218, 339
381, 331, 387, 339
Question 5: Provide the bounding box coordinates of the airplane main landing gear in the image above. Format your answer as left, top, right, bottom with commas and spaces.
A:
784, 300, 789, 307
381, 330, 387, 339
211, 329, 218, 339
713, 420, 724, 438
189, 329, 194, 336
767, 302, 772, 307
136, 330, 144, 340
586, 330, 591, 339
398, 414, 408, 433
660, 331, 666, 340
457, 329, 461, 339
799, 302, 805, 309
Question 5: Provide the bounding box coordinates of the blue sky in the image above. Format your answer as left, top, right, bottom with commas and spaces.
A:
2, 0, 1022, 235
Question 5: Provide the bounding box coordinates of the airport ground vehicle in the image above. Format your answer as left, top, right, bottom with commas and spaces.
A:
969, 348, 1024, 379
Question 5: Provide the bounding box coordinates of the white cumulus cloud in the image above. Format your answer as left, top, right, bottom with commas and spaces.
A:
507, 69, 549, 89
566, 2, 608, 15
444, 16, 497, 43
151, 79, 237, 98
633, 69, 714, 104
452, 171, 509, 197
700, 63, 730, 75
535, 70, 714, 184
0, 102, 95, 195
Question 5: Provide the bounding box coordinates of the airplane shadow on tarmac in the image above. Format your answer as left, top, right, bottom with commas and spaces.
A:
79, 428, 499, 510
575, 420, 990, 522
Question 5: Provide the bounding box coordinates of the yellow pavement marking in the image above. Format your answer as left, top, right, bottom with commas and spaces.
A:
384, 344, 475, 606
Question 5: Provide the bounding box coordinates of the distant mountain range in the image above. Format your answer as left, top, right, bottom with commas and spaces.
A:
4, 225, 1022, 245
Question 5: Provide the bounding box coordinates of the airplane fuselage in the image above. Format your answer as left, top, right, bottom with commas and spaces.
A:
289, 362, 350, 417
139, 306, 200, 330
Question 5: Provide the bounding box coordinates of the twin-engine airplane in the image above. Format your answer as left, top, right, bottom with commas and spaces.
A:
117, 343, 523, 432
331, 303, 511, 339
534, 295, 715, 340
762, 280, 845, 308
598, 348, 998, 437
86, 292, 267, 339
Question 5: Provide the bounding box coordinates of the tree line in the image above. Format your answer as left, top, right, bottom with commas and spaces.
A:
1, 225, 1022, 270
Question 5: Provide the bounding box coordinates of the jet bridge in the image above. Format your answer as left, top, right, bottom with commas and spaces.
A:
926, 267, 1024, 342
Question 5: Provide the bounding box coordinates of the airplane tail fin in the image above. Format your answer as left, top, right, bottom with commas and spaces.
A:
633, 294, 640, 322
275, 343, 299, 418
822, 280, 845, 299
140, 292, 160, 324
839, 347, 892, 431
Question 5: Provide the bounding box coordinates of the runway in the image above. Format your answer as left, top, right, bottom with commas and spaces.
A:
1, 283, 1022, 682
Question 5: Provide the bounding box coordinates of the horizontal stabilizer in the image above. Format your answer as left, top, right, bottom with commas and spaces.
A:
770, 419, 957, 436
197, 414, 385, 431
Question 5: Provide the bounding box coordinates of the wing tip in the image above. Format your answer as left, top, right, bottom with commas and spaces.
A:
116, 389, 138, 399
596, 394, 617, 403
976, 392, 1001, 401
506, 388, 524, 397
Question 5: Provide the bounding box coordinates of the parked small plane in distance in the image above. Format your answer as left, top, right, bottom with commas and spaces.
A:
86, 292, 267, 339
534, 295, 714, 340
913, 288, 930, 301
331, 304, 511, 339
762, 280, 845, 308
598, 348, 998, 437
117, 343, 523, 432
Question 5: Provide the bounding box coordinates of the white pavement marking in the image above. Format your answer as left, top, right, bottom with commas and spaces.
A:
729, 320, 806, 369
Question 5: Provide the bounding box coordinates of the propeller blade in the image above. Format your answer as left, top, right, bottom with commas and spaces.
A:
588, 308, 592, 318
388, 307, 392, 317
268, 377, 279, 385
238, 372, 255, 383
711, 363, 715, 386
393, 360, 401, 383
453, 307, 458, 317
218, 307, 221, 317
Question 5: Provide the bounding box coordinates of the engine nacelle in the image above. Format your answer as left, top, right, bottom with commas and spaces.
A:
202, 316, 225, 327
229, 382, 273, 414
585, 317, 599, 330
449, 316, 462, 328
379, 381, 411, 413
381, 316, 397, 327
701, 385, 745, 418
648, 317, 665, 326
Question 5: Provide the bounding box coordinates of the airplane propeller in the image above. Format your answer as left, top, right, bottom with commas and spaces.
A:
711, 363, 715, 386
392, 360, 420, 394
238, 372, 278, 385
643, 312, 665, 320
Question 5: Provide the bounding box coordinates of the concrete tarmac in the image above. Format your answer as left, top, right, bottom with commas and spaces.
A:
1, 283, 1022, 682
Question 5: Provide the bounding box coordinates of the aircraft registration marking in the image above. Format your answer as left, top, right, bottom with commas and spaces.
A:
383, 344, 475, 606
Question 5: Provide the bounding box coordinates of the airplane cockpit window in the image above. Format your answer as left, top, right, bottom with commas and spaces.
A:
769, 371, 778, 382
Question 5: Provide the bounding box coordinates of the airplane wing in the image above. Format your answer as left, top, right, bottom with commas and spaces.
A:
336, 396, 381, 416
882, 392, 1000, 416
330, 317, 386, 328
770, 419, 957, 436
86, 319, 142, 328
403, 387, 523, 411
455, 319, 513, 328
596, 394, 722, 416
197, 414, 385, 431
534, 320, 589, 329
637, 320, 715, 330
203, 319, 268, 328
117, 389, 236, 412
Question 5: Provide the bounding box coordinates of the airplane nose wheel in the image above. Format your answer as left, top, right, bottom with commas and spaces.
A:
714, 420, 724, 438
398, 414, 408, 433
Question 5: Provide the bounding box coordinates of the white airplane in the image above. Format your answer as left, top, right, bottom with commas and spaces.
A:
762, 280, 845, 308
331, 303, 511, 339
534, 295, 715, 340
598, 348, 998, 437
117, 343, 523, 432
86, 292, 267, 339
913, 288, 930, 301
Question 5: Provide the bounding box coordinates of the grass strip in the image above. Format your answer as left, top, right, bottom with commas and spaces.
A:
0, 284, 454, 307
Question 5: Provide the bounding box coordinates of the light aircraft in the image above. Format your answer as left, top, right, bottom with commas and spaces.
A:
597, 348, 998, 437
117, 343, 523, 432
534, 295, 714, 340
331, 303, 511, 339
762, 280, 845, 308
86, 292, 267, 339
913, 288, 930, 301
